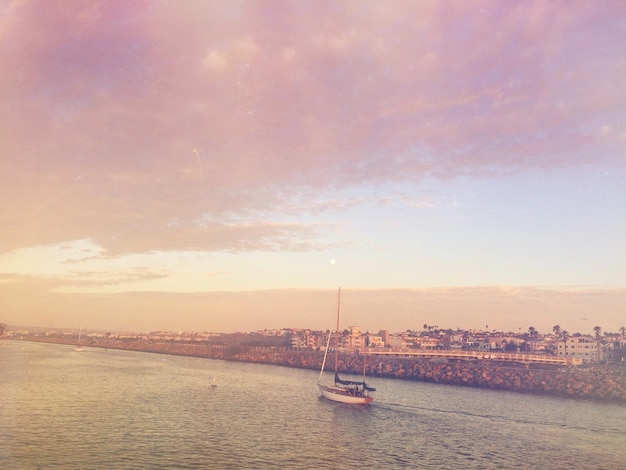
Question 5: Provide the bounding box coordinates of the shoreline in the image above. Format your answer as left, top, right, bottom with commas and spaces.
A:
8, 336, 626, 405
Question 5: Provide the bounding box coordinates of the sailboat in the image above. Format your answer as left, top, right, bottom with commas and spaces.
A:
74, 325, 84, 352
318, 288, 375, 404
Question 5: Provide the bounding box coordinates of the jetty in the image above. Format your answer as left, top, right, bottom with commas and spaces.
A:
8, 335, 625, 405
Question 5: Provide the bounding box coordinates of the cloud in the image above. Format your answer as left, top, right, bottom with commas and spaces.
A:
1, 0, 624, 258
0, 226, 337, 294
0, 239, 168, 290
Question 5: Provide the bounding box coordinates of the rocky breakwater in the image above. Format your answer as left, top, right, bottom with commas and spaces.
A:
363, 356, 626, 404
217, 347, 626, 404
14, 337, 626, 404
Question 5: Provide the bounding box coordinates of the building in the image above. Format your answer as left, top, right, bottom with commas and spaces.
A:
341, 326, 364, 350
290, 330, 322, 350
557, 336, 612, 362
367, 334, 384, 348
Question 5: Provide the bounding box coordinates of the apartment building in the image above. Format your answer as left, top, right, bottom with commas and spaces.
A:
557, 336, 612, 362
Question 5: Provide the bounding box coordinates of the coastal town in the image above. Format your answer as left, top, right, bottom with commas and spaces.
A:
3, 322, 625, 365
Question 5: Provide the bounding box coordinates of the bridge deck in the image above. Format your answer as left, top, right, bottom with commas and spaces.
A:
363, 349, 581, 365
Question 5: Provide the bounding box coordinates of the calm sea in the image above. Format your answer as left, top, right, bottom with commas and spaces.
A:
1, 340, 625, 469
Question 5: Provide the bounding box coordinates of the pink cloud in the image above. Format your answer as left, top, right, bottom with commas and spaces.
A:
1, 0, 624, 254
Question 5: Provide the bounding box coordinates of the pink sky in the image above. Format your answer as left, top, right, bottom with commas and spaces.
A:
1, 1, 625, 334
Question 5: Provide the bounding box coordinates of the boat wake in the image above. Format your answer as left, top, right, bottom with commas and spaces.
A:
373, 401, 626, 436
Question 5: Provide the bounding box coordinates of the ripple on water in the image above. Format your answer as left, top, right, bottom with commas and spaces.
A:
1, 342, 625, 469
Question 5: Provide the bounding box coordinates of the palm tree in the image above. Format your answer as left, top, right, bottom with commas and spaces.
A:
527, 326, 534, 351
528, 327, 539, 354
560, 330, 570, 358
594, 326, 603, 362
0, 323, 6, 337
552, 325, 561, 355
620, 326, 625, 340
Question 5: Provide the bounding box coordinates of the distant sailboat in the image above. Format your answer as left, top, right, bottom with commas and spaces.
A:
318, 288, 375, 404
74, 325, 84, 352
211, 377, 218, 388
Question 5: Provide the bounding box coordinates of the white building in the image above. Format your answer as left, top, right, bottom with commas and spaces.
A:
342, 326, 364, 350
557, 336, 612, 362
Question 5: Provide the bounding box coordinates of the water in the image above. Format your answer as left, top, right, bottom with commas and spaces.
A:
1, 340, 625, 469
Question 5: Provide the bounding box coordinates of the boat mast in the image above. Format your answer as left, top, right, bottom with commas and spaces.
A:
363, 342, 367, 383
334, 287, 341, 376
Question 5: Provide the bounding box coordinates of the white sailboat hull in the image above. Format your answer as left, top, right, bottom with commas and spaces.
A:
318, 384, 373, 405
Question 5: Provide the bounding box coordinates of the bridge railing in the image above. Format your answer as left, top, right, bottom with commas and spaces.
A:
361, 348, 582, 365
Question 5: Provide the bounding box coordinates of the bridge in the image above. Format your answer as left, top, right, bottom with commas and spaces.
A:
363, 348, 582, 366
